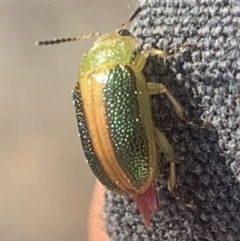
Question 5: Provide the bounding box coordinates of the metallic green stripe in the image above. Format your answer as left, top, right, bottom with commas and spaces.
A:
103, 65, 149, 189
72, 83, 121, 193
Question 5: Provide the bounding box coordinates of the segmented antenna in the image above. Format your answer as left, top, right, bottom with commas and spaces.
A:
121, 6, 141, 28
35, 7, 142, 46
35, 32, 102, 46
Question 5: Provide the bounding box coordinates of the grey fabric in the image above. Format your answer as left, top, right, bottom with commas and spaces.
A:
104, 0, 240, 240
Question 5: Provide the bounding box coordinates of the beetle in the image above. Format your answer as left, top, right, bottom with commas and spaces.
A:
36, 7, 192, 227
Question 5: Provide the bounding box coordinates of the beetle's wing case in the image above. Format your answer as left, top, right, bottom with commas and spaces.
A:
74, 63, 158, 195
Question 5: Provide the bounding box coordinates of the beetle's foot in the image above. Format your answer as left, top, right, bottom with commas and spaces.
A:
184, 115, 204, 128
178, 43, 197, 53
184, 114, 213, 130
172, 188, 197, 211
200, 112, 214, 129
167, 43, 197, 59
173, 109, 204, 128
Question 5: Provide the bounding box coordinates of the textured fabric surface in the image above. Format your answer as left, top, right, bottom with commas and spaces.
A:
104, 0, 240, 240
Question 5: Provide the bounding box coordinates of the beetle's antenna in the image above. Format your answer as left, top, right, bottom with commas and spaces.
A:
121, 6, 142, 29
35, 32, 102, 46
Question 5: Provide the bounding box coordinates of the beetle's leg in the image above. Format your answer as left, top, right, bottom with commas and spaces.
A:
133, 50, 169, 71
142, 49, 170, 59
148, 82, 186, 120
153, 127, 177, 191
141, 45, 196, 60
154, 127, 196, 208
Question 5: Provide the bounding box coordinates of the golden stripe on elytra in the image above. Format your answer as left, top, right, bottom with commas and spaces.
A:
80, 69, 137, 194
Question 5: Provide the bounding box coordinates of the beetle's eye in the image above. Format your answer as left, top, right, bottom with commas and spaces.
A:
118, 29, 131, 36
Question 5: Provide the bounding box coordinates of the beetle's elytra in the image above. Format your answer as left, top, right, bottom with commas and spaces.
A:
36, 7, 191, 227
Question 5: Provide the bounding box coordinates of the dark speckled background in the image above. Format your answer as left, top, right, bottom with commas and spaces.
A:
0, 1, 133, 241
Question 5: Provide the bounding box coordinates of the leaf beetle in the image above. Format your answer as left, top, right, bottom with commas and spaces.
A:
36, 7, 193, 227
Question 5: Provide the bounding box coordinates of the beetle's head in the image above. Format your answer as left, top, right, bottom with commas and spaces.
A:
91, 28, 133, 47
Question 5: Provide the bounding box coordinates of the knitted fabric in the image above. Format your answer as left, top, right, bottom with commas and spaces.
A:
104, 0, 240, 240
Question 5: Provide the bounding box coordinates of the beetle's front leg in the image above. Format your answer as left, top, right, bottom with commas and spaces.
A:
148, 82, 186, 120
148, 82, 204, 127
141, 45, 196, 60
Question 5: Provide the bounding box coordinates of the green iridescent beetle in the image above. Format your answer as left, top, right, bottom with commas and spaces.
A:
36, 7, 191, 227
